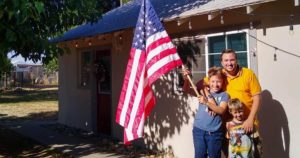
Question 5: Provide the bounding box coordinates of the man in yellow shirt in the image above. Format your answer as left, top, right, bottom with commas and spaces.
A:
219, 49, 262, 157
183, 49, 262, 157
220, 49, 261, 131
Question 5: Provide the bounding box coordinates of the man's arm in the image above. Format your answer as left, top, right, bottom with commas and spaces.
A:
243, 94, 261, 133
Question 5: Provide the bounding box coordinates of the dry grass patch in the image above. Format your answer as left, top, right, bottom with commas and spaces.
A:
0, 87, 58, 121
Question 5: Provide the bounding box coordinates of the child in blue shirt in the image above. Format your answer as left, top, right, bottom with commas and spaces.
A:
183, 67, 229, 158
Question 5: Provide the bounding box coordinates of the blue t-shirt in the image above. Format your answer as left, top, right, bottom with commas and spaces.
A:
193, 91, 229, 132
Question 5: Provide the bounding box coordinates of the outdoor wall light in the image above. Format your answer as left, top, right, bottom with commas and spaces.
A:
220, 15, 224, 24
188, 20, 192, 30
249, 21, 254, 30
177, 19, 181, 26
289, 14, 294, 35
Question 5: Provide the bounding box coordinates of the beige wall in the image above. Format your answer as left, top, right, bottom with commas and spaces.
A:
145, 82, 198, 158
58, 46, 93, 131
256, 24, 300, 158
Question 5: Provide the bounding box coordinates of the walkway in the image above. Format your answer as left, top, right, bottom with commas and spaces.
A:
2, 121, 128, 158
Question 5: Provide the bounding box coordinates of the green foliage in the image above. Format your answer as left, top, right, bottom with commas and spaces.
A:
0, 53, 13, 79
44, 57, 58, 75
0, 0, 112, 63
121, 0, 132, 4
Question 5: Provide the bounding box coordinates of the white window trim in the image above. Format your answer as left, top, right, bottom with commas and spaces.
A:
204, 29, 250, 74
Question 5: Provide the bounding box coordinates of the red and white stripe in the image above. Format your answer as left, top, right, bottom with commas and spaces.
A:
116, 30, 182, 143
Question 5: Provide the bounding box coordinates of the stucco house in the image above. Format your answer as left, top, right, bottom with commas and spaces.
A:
12, 62, 44, 85
54, 0, 300, 157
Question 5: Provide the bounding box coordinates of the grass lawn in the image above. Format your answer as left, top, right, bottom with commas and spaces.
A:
0, 87, 58, 121
0, 87, 69, 158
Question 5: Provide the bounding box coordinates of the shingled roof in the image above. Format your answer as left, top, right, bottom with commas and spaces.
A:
53, 0, 273, 42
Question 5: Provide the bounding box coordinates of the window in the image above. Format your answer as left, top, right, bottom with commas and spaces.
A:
206, 31, 249, 68
173, 37, 205, 92
173, 31, 250, 92
79, 51, 92, 87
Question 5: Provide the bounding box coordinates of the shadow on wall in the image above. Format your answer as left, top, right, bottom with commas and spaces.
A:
143, 74, 192, 151
259, 90, 290, 158
136, 37, 203, 152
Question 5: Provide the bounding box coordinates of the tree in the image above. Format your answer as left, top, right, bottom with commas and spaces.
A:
44, 57, 58, 75
0, 53, 13, 88
120, 0, 132, 5
0, 0, 113, 63
0, 53, 13, 77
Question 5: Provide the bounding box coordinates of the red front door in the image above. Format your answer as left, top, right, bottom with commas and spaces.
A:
95, 50, 111, 135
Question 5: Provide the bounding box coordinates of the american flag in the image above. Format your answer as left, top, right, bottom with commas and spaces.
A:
115, 0, 182, 143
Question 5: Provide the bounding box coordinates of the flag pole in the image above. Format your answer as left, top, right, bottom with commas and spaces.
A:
182, 65, 201, 97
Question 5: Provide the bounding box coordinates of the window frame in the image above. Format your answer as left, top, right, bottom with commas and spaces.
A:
172, 36, 206, 94
204, 30, 250, 74
78, 50, 93, 89
172, 30, 253, 94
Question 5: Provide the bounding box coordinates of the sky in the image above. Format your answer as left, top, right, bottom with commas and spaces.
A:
7, 52, 42, 65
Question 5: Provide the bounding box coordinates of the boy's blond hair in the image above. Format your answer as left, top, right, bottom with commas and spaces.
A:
208, 66, 225, 79
228, 98, 244, 112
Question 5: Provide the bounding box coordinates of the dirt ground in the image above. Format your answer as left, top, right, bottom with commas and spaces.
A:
0, 87, 172, 158
0, 125, 71, 158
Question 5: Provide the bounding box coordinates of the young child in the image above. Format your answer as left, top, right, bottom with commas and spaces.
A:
226, 98, 256, 158
184, 67, 229, 158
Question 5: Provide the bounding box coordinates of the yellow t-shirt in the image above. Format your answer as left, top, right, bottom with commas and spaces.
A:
203, 67, 261, 124
225, 67, 261, 118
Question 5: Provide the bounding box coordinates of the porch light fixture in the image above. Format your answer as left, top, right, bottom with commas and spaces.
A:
176, 18, 188, 26
289, 25, 294, 35
208, 13, 213, 21
75, 42, 78, 48
220, 10, 224, 25
188, 20, 192, 30
177, 19, 181, 26
289, 14, 294, 35
88, 40, 92, 46
208, 11, 221, 21
220, 15, 224, 24
249, 21, 253, 30
263, 27, 267, 36
274, 47, 278, 61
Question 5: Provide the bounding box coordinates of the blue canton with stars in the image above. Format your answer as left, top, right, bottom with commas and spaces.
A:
132, 0, 164, 51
